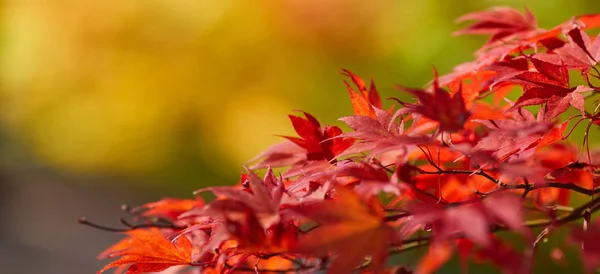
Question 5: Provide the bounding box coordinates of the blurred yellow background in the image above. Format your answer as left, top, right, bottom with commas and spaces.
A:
0, 1, 598, 273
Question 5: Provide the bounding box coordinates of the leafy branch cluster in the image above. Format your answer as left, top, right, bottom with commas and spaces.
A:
82, 7, 600, 274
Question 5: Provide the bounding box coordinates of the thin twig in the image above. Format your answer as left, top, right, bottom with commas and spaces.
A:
78, 217, 185, 232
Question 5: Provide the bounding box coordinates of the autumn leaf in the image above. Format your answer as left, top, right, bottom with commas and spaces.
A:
281, 111, 354, 161
407, 203, 491, 248
482, 193, 527, 232
97, 229, 163, 260
540, 88, 590, 121
335, 111, 431, 160
97, 229, 193, 274
472, 106, 566, 160
408, 194, 527, 273
131, 198, 203, 220
396, 68, 471, 132
217, 202, 298, 253
192, 169, 298, 254
495, 57, 591, 115
534, 143, 591, 204
288, 187, 395, 273
482, 55, 529, 88
446, 70, 498, 109
454, 6, 538, 45
342, 69, 382, 119
536, 28, 600, 72
445, 9, 599, 87
193, 167, 284, 229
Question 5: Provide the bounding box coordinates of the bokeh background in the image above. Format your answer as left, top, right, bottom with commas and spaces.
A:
1, 1, 599, 273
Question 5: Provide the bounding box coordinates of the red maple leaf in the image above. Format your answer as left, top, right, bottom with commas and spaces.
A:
396, 69, 471, 132
473, 106, 567, 160
536, 143, 596, 205
287, 187, 396, 273
454, 7, 538, 45
410, 194, 528, 273
193, 168, 285, 229
191, 169, 298, 255
408, 193, 526, 247
536, 28, 600, 72
282, 111, 354, 161
492, 57, 591, 117
442, 11, 600, 89
218, 202, 298, 253
336, 108, 431, 159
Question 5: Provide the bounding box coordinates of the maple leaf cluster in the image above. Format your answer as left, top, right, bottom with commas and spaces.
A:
83, 7, 600, 274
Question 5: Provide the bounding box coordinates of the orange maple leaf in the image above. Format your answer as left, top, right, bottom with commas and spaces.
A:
97, 228, 193, 274
98, 229, 162, 260
288, 187, 395, 273
342, 69, 382, 119
132, 198, 202, 220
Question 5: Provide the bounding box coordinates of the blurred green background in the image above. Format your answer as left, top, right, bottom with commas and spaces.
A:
0, 1, 598, 273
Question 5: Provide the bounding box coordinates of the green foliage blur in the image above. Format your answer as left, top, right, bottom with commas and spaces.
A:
1, 0, 598, 194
